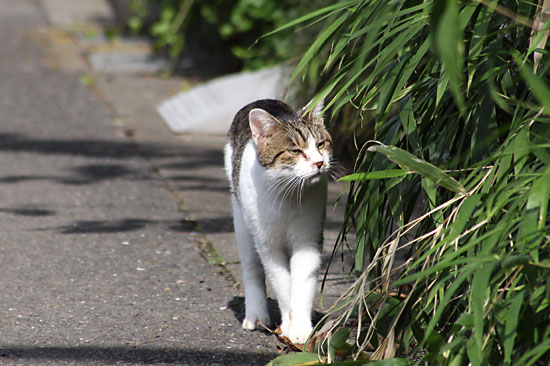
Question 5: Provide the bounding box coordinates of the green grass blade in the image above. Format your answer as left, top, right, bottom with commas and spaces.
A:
471, 263, 496, 365
526, 165, 550, 230
513, 53, 550, 113
267, 352, 321, 366
338, 169, 409, 182
503, 291, 524, 365
514, 339, 550, 366
261, 0, 356, 37
290, 12, 349, 84
368, 143, 466, 194
424, 265, 476, 343
432, 0, 465, 111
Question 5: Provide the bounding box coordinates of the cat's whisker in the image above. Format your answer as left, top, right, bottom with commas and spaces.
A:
298, 177, 306, 209
290, 178, 303, 206
266, 179, 285, 198
289, 175, 302, 209
266, 174, 294, 199
327, 160, 347, 181
327, 170, 341, 181
266, 174, 300, 214
280, 176, 299, 203
274, 178, 293, 212
279, 176, 298, 197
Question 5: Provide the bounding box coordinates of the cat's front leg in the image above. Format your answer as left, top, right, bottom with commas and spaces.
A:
283, 247, 321, 344
240, 248, 271, 331
232, 199, 271, 330
242, 289, 270, 330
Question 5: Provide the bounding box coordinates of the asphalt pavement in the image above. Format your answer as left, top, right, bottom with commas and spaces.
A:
0, 1, 352, 365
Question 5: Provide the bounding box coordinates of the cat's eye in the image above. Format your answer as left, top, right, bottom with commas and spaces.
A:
288, 149, 302, 156
317, 141, 327, 149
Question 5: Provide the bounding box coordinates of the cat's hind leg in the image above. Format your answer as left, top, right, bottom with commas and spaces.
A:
231, 198, 271, 330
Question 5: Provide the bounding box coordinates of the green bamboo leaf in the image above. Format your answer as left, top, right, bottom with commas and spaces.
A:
355, 221, 366, 277
526, 165, 550, 230
326, 60, 375, 112
368, 143, 466, 194
470, 92, 496, 162
397, 254, 498, 286
455, 312, 473, 328
376, 54, 412, 121
338, 169, 409, 182
399, 98, 420, 153
425, 329, 445, 355
436, 73, 449, 108
471, 263, 496, 365
513, 53, 550, 113
329, 327, 352, 360
501, 255, 530, 269
449, 348, 467, 366
503, 292, 524, 365
424, 265, 476, 343
513, 127, 531, 174
306, 70, 349, 114
468, 5, 492, 90
432, 0, 465, 111
330, 327, 350, 349
290, 13, 349, 84
395, 37, 430, 92
421, 176, 437, 208
329, 15, 426, 113
451, 194, 481, 236
466, 335, 482, 366
261, 0, 355, 38
514, 339, 550, 365
267, 352, 321, 366
367, 359, 411, 366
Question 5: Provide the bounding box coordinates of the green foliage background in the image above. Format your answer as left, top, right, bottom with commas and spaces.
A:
124, 0, 322, 71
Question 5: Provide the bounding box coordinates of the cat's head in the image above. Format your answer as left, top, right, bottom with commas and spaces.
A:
248, 99, 332, 184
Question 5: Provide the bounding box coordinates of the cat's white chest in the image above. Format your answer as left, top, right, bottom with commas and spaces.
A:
238, 141, 326, 237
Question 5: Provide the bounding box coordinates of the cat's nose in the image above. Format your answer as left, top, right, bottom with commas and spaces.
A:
314, 161, 323, 169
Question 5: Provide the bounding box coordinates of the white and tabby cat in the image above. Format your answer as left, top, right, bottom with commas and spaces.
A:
224, 99, 332, 344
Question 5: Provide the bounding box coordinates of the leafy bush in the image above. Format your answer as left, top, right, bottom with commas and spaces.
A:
120, 0, 323, 72
270, 0, 550, 365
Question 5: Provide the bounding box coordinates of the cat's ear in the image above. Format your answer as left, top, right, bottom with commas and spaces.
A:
300, 98, 324, 125
249, 108, 278, 143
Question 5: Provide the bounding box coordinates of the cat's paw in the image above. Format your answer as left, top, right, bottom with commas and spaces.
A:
281, 321, 313, 344
242, 318, 258, 330
242, 314, 271, 331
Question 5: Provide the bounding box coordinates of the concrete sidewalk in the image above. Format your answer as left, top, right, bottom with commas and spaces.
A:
0, 1, 352, 365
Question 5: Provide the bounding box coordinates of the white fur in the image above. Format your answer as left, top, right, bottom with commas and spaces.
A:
224, 133, 329, 344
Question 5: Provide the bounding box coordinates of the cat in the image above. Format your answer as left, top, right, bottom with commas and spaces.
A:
224, 98, 332, 344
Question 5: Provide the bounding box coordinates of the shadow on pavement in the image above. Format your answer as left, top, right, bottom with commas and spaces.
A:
36, 217, 234, 235
0, 132, 227, 188
51, 218, 155, 234
0, 345, 274, 365
228, 296, 280, 331
0, 133, 222, 166
0, 207, 56, 217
